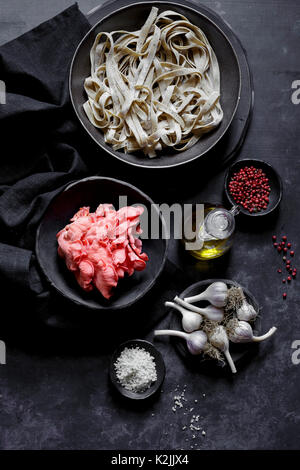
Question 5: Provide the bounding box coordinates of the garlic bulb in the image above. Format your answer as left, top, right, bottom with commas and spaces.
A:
174, 296, 224, 322
184, 282, 228, 308
236, 299, 258, 322
229, 321, 277, 343
165, 301, 202, 333
154, 329, 208, 355
209, 326, 236, 373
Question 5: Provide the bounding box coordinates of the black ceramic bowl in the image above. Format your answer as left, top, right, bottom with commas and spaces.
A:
70, 0, 241, 169
224, 159, 282, 216
110, 339, 165, 399
170, 279, 261, 370
35, 176, 168, 310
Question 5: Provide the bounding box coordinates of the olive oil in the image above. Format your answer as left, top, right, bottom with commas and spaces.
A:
183, 204, 236, 260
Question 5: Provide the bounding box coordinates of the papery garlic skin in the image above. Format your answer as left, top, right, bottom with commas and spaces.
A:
165, 301, 202, 333
228, 321, 253, 343
229, 321, 277, 343
184, 282, 228, 308
236, 300, 258, 322
154, 329, 208, 355
209, 326, 237, 373
186, 331, 208, 355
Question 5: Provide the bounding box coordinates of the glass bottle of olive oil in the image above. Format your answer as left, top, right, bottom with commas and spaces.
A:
183, 203, 237, 260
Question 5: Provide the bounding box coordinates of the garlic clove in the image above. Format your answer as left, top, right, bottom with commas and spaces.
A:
228, 321, 253, 343
165, 301, 203, 333
201, 305, 224, 322
174, 296, 224, 322
154, 329, 207, 355
237, 299, 258, 322
184, 281, 228, 308
229, 321, 277, 344
209, 325, 236, 374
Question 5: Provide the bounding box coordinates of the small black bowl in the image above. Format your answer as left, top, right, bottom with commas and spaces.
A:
35, 176, 168, 311
170, 279, 261, 370
110, 339, 165, 400
224, 159, 282, 216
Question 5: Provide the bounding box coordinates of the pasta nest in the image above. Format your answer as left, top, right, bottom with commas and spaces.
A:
84, 7, 223, 158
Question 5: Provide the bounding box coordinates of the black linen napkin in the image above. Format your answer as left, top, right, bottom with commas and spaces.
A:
0, 4, 187, 336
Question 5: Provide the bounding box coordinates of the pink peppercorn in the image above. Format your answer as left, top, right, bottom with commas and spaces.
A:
229, 166, 271, 213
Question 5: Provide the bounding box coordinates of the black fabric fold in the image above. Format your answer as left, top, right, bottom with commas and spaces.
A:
0, 3, 180, 331
0, 4, 91, 184
0, 4, 92, 305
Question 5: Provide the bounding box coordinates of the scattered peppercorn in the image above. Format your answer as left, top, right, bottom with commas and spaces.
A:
272, 235, 296, 301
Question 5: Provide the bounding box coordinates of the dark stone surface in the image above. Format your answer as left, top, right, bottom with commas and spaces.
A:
0, 0, 300, 450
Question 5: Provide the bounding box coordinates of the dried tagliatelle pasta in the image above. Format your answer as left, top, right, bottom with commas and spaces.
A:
83, 7, 223, 158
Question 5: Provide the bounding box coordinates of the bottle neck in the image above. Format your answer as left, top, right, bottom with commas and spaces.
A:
204, 208, 235, 240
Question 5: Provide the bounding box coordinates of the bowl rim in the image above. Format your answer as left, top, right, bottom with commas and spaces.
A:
109, 338, 166, 399
69, 0, 242, 169
224, 158, 283, 217
35, 176, 169, 311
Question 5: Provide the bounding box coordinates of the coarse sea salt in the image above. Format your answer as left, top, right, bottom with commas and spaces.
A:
114, 347, 157, 393
171, 386, 207, 444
